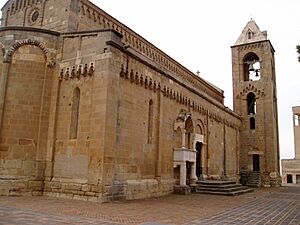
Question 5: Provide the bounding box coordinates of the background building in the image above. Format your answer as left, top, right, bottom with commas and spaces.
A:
282, 106, 300, 184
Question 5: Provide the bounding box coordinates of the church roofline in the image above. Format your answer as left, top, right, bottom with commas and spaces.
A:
1, 0, 9, 11
0, 26, 60, 36
62, 28, 123, 38
107, 40, 240, 120
81, 0, 224, 99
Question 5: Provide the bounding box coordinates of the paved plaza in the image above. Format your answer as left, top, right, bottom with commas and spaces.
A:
0, 185, 300, 225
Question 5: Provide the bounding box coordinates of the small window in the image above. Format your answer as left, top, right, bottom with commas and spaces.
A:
30, 10, 39, 23
147, 99, 153, 144
250, 117, 256, 130
248, 31, 252, 39
247, 92, 256, 115
70, 88, 80, 139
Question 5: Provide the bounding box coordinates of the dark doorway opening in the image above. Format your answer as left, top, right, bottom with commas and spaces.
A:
296, 175, 300, 184
287, 174, 293, 183
196, 142, 203, 178
253, 154, 260, 171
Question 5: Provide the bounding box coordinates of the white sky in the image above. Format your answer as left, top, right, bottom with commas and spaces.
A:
0, 0, 299, 160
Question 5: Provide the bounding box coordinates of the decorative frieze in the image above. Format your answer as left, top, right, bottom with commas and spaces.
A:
120, 64, 238, 129
59, 63, 95, 81
236, 83, 265, 99
238, 42, 264, 52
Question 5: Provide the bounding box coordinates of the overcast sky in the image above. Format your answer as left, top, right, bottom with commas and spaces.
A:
0, 0, 299, 160
90, 0, 300, 160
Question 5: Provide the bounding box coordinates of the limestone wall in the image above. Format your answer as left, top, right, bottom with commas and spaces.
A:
101, 35, 241, 200
0, 27, 59, 195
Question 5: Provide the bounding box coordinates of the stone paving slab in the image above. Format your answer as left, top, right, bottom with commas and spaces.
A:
0, 186, 300, 225
187, 187, 300, 225
0, 206, 121, 225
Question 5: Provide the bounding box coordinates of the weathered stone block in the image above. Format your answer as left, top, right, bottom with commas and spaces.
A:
73, 195, 88, 201
62, 183, 82, 191
173, 185, 191, 195
81, 184, 90, 192
28, 181, 43, 190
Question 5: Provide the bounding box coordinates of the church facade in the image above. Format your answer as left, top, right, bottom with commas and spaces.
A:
0, 0, 281, 202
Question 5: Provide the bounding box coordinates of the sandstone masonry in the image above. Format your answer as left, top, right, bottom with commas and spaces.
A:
0, 0, 281, 202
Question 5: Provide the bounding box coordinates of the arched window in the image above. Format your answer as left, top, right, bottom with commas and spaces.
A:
247, 92, 256, 115
70, 88, 80, 139
247, 31, 253, 39
185, 117, 193, 149
147, 99, 153, 144
243, 52, 261, 81
196, 125, 202, 135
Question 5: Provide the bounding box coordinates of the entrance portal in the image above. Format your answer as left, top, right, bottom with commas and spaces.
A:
253, 154, 260, 171
196, 142, 202, 178
287, 174, 293, 183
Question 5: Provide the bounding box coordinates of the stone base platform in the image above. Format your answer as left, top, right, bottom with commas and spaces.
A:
195, 180, 253, 196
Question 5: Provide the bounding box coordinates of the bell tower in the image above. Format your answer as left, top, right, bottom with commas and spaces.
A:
231, 20, 281, 187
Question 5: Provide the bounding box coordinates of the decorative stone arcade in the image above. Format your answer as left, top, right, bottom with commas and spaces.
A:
173, 111, 203, 187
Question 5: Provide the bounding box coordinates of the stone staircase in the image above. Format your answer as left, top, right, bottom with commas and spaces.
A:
194, 180, 253, 196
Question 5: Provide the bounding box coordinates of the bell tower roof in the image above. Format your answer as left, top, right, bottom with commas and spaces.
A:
234, 20, 268, 46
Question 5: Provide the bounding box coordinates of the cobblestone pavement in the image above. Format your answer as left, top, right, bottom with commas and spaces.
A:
0, 186, 299, 225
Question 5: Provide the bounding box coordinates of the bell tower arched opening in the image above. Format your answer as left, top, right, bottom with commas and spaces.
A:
243, 52, 261, 81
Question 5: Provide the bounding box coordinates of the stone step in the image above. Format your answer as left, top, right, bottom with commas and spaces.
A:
196, 186, 247, 193
196, 183, 243, 189
196, 180, 237, 185
194, 180, 253, 196
196, 188, 254, 196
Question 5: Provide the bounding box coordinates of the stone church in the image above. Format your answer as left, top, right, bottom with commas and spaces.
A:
0, 0, 281, 201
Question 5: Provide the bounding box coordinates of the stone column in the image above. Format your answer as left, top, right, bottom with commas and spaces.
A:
190, 162, 197, 184
0, 61, 10, 131
181, 128, 186, 148
180, 161, 186, 186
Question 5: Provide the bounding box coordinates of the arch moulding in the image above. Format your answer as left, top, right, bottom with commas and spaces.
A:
4, 39, 56, 67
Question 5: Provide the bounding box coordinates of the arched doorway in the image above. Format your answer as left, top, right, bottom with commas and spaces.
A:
196, 142, 202, 178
